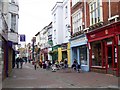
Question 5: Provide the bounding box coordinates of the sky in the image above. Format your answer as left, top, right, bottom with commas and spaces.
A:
18, 0, 63, 45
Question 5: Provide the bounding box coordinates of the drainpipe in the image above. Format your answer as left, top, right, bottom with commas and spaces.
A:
84, 0, 87, 29
108, 0, 111, 18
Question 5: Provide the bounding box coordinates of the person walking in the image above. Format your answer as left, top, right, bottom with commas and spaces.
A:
19, 57, 24, 69
34, 60, 37, 70
16, 57, 20, 68
64, 58, 68, 69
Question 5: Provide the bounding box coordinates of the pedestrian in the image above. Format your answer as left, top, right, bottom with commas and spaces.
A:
34, 60, 37, 70
19, 57, 24, 69
16, 57, 20, 68
60, 60, 64, 69
42, 61, 46, 69
72, 58, 78, 70
39, 60, 42, 68
64, 58, 68, 69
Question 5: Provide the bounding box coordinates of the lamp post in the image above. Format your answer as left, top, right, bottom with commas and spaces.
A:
32, 37, 36, 61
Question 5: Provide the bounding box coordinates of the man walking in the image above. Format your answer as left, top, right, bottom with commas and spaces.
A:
16, 57, 20, 68
19, 57, 24, 69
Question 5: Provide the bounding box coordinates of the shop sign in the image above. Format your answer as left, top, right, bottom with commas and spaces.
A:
119, 35, 120, 45
105, 29, 108, 35
20, 34, 26, 42
115, 48, 117, 63
90, 34, 95, 38
71, 37, 87, 44
107, 41, 112, 45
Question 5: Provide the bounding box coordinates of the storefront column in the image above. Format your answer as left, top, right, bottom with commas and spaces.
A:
70, 48, 73, 66
67, 43, 71, 67
101, 41, 104, 67
105, 41, 108, 74
58, 48, 62, 62
77, 48, 80, 64
115, 35, 119, 76
112, 38, 115, 69
89, 43, 92, 70
6, 42, 8, 77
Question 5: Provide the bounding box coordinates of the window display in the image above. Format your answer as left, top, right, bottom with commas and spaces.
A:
80, 45, 87, 65
91, 42, 102, 66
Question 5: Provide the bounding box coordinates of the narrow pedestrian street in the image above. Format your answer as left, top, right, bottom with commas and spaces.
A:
2, 63, 119, 89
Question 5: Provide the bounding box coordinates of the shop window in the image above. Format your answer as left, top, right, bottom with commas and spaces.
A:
92, 42, 102, 66
80, 46, 87, 65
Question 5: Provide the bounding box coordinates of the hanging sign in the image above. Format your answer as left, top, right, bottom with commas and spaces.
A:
20, 34, 26, 42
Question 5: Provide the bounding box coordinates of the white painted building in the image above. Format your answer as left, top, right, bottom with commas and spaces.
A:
35, 22, 53, 61
2, 0, 19, 44
47, 22, 53, 61
51, 2, 63, 46
39, 26, 49, 50
62, 0, 71, 43
51, 0, 71, 46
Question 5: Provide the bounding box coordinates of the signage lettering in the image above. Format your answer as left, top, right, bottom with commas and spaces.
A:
107, 41, 112, 45
90, 34, 95, 38
71, 37, 86, 44
105, 30, 108, 34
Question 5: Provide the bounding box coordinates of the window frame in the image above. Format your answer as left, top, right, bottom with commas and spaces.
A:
89, 0, 103, 26
72, 9, 82, 34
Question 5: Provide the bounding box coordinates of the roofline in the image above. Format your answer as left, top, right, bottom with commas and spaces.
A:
51, 2, 63, 11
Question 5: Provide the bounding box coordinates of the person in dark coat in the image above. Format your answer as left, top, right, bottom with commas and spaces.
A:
16, 57, 20, 68
19, 57, 24, 69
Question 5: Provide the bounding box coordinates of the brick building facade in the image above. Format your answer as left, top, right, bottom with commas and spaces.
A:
70, 0, 120, 76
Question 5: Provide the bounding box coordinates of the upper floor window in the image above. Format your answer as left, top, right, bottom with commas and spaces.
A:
65, 6, 68, 18
72, 0, 81, 7
10, 0, 15, 3
11, 14, 16, 31
72, 9, 82, 34
54, 13, 56, 23
54, 29, 56, 39
89, 0, 103, 25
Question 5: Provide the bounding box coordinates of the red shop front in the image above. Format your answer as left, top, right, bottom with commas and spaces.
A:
87, 21, 120, 76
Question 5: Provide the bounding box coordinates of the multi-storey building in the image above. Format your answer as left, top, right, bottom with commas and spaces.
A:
47, 22, 53, 61
0, 0, 8, 80
70, 0, 120, 76
35, 26, 49, 61
51, 0, 71, 65
69, 0, 89, 72
52, 2, 63, 46
86, 0, 120, 76
0, 0, 19, 79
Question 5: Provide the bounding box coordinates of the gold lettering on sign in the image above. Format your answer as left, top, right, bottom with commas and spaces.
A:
105, 30, 108, 34
90, 34, 95, 38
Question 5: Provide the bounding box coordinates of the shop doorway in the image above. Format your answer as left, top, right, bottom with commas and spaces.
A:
107, 45, 113, 74
107, 46, 112, 68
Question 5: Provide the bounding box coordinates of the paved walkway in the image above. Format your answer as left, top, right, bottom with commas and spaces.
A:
2, 63, 119, 89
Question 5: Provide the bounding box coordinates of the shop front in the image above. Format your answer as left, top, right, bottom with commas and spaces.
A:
58, 43, 71, 67
70, 34, 89, 72
40, 48, 48, 61
87, 21, 120, 76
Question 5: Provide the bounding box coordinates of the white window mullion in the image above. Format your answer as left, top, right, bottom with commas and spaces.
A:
99, 6, 102, 22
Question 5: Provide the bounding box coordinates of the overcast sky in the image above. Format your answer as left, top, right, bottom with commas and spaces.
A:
18, 0, 63, 44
